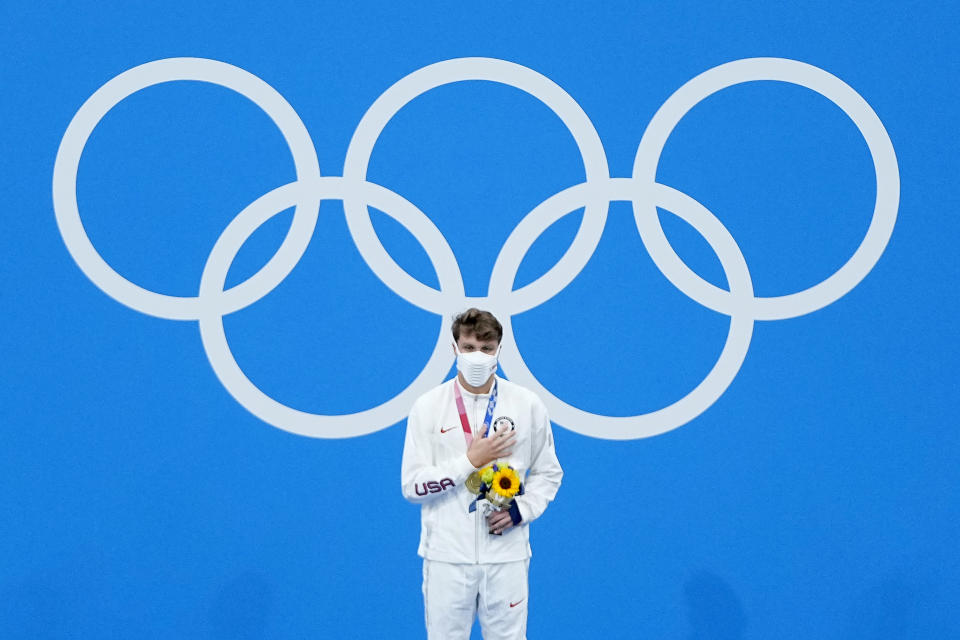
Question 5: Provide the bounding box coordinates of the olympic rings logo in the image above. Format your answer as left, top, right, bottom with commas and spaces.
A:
52, 57, 899, 440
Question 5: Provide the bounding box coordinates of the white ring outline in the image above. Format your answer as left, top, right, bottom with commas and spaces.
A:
496, 179, 755, 440
342, 57, 610, 315
52, 57, 322, 320
633, 57, 899, 320
197, 177, 464, 438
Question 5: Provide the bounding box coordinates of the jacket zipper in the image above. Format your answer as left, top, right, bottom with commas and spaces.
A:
474, 395, 481, 564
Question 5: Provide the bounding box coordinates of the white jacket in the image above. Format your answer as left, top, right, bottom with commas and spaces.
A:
401, 376, 563, 564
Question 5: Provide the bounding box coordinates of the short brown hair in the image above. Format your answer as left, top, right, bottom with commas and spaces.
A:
452, 308, 503, 344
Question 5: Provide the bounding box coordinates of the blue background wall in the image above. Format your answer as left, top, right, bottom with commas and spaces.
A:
2, 1, 958, 637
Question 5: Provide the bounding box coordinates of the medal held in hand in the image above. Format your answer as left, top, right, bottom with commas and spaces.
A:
466, 461, 524, 533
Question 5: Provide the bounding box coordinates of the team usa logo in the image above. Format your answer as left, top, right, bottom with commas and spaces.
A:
491, 416, 516, 435
415, 477, 455, 496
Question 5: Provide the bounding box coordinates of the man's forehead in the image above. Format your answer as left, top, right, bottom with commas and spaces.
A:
457, 332, 499, 346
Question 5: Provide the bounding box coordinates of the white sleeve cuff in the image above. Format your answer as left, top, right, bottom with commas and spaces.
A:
453, 453, 478, 483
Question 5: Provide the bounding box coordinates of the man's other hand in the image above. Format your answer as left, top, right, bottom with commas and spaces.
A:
487, 510, 515, 535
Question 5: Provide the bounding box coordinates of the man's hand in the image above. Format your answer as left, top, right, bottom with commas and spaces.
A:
487, 510, 515, 535
467, 431, 516, 468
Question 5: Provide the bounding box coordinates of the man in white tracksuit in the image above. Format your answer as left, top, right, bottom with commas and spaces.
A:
401, 308, 563, 640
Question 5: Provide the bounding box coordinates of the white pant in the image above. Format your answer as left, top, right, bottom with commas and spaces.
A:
422, 559, 529, 640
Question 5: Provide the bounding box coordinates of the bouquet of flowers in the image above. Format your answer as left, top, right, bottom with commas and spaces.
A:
465, 461, 523, 515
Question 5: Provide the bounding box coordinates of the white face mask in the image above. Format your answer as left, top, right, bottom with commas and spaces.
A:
454, 343, 500, 388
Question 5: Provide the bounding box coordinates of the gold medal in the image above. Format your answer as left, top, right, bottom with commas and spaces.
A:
464, 471, 483, 494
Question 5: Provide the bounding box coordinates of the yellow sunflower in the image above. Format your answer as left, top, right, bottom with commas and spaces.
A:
490, 466, 521, 499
